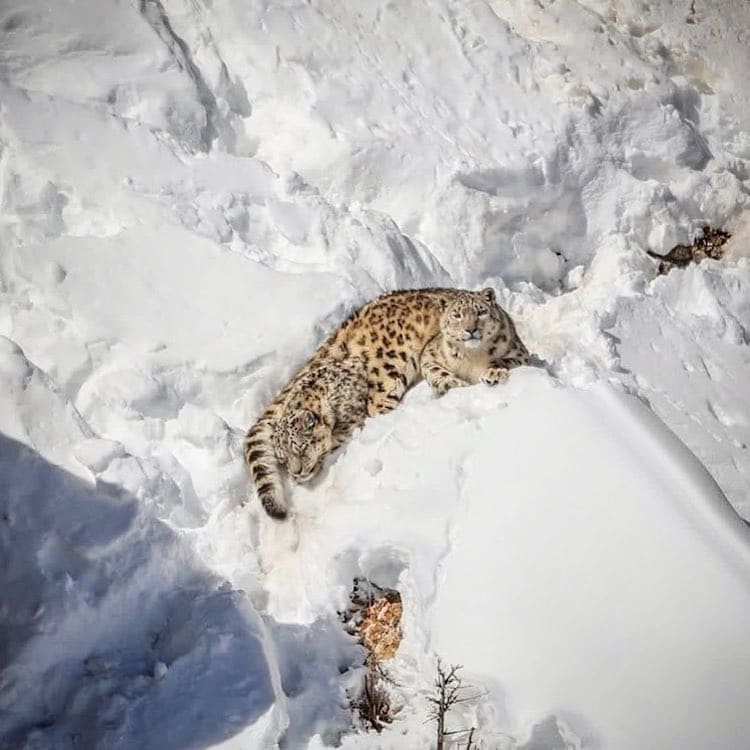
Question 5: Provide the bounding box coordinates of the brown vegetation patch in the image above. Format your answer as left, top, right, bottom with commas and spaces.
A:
342, 577, 403, 662
648, 225, 730, 275
341, 577, 403, 732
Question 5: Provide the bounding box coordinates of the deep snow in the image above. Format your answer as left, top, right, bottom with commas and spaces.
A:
1, 0, 750, 748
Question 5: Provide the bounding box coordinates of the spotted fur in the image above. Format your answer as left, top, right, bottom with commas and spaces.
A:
323, 287, 468, 416
244, 357, 368, 519
245, 287, 529, 519
420, 288, 529, 395
326, 287, 528, 408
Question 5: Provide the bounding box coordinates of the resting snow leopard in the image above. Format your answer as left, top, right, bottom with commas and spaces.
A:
327, 287, 528, 407
244, 357, 369, 519
244, 287, 529, 519
419, 287, 529, 395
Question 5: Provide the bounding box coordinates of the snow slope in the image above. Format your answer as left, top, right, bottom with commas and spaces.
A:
1, 0, 750, 748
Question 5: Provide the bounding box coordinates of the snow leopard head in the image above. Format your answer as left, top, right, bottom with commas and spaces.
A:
440, 288, 503, 350
273, 401, 334, 483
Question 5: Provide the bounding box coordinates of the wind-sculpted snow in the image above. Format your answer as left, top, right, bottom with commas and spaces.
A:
614, 261, 750, 516
0, 445, 270, 749
432, 374, 750, 750
1, 0, 750, 747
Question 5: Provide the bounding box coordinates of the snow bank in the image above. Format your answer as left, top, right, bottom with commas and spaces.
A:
253, 370, 750, 749
432, 374, 750, 750
2, 0, 750, 747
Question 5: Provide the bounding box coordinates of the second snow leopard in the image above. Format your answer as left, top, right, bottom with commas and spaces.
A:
244, 357, 369, 519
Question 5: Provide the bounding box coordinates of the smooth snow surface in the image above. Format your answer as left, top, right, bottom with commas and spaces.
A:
432, 375, 750, 750
1, 1, 750, 748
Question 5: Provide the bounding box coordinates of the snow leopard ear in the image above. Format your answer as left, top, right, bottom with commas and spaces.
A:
480, 287, 496, 303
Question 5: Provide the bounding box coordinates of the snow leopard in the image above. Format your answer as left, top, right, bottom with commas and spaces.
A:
324, 286, 528, 407
244, 357, 368, 519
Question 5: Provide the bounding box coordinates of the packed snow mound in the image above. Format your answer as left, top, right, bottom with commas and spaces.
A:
2, 0, 750, 748
432, 373, 750, 750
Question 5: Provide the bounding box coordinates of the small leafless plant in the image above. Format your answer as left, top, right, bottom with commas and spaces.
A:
427, 660, 483, 750
352, 659, 395, 732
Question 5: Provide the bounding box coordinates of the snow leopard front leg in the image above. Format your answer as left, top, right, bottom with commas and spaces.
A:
497, 321, 530, 370
480, 345, 528, 385
367, 374, 407, 416
330, 402, 367, 447
328, 356, 370, 434
419, 337, 468, 396
492, 343, 530, 374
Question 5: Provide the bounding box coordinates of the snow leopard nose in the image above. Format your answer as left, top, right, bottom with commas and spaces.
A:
467, 326, 479, 337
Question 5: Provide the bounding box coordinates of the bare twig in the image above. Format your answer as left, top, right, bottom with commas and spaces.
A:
353, 664, 394, 733
427, 661, 483, 750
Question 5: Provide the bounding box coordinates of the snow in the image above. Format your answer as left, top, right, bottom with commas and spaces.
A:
1, 0, 750, 748
432, 376, 750, 750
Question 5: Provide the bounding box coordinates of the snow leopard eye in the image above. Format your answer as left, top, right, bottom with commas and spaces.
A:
293, 410, 317, 432
451, 310, 462, 319
478, 308, 489, 317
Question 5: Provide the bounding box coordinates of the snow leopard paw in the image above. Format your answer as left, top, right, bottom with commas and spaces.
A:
480, 367, 509, 386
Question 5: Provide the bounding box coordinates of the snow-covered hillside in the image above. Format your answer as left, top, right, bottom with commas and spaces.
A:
1, 1, 749, 748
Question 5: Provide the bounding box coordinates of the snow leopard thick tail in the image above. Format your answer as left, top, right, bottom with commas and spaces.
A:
244, 408, 287, 520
